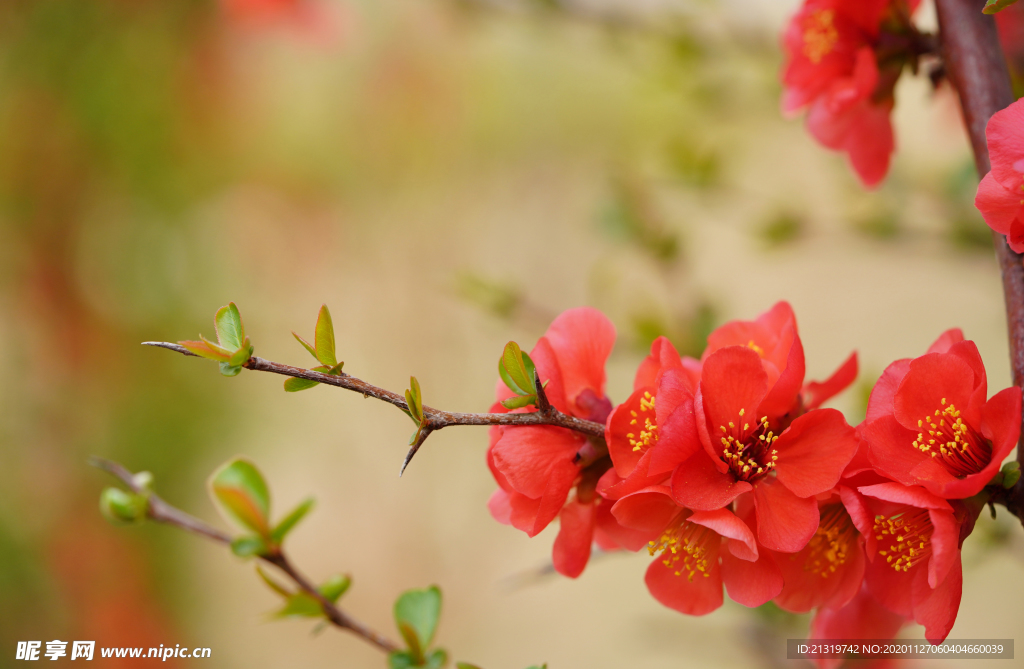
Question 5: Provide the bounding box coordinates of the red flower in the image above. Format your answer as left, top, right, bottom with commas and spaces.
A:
781, 0, 917, 187
603, 337, 703, 497
487, 308, 644, 577
610, 487, 782, 615
850, 482, 963, 644
861, 329, 1021, 499
672, 344, 860, 553
769, 487, 866, 613
975, 98, 1024, 252
700, 301, 858, 415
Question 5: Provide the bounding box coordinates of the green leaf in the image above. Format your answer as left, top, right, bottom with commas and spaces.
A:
273, 592, 323, 619
179, 339, 232, 362
500, 341, 534, 396
209, 458, 271, 537
215, 302, 245, 350
284, 377, 320, 392
219, 362, 243, 377
456, 663, 484, 669
984, 0, 1019, 13
318, 574, 351, 603
99, 488, 147, 524
425, 650, 448, 669
1003, 467, 1021, 489
500, 394, 536, 410
292, 332, 319, 361
230, 535, 268, 558
328, 362, 345, 375
271, 497, 316, 543
314, 305, 337, 367
394, 585, 442, 655
406, 377, 424, 424
388, 651, 419, 669
228, 341, 253, 367
524, 665, 548, 669
256, 566, 292, 597
201, 334, 234, 358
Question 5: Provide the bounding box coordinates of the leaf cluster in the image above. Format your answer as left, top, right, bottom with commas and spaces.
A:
178, 303, 254, 376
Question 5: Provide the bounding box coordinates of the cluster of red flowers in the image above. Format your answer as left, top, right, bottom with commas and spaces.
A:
780, 0, 922, 187
486, 303, 1020, 655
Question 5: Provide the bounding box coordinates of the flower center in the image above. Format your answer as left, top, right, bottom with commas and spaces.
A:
911, 398, 991, 478
874, 510, 932, 573
718, 411, 779, 482
803, 9, 839, 64
627, 391, 658, 453
647, 517, 714, 582
801, 504, 857, 578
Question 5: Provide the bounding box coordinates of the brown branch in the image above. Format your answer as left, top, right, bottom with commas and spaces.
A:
935, 0, 1024, 521
142, 343, 606, 469
89, 457, 400, 654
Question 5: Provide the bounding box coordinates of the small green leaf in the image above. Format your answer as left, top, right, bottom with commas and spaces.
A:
456, 663, 484, 669
394, 585, 442, 655
314, 305, 337, 367
215, 302, 245, 350
99, 488, 147, 524
318, 574, 351, 603
500, 342, 534, 396
524, 665, 548, 669
406, 377, 424, 424
179, 340, 232, 362
219, 362, 243, 377
425, 649, 448, 669
284, 377, 320, 392
200, 334, 234, 358
228, 341, 253, 367
256, 566, 292, 598
210, 458, 272, 537
388, 651, 419, 669
292, 332, 319, 361
1004, 468, 1021, 489
328, 362, 345, 375
984, 0, 1019, 13
273, 592, 323, 619
500, 394, 536, 410
271, 497, 316, 543
230, 535, 268, 558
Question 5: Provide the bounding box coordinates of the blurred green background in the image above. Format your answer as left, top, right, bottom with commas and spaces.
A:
0, 0, 1022, 667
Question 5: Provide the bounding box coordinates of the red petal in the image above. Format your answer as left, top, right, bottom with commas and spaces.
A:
976, 171, 1024, 235
985, 97, 1024, 188
542, 307, 615, 415
491, 426, 580, 499
912, 555, 962, 645
552, 499, 596, 578
487, 489, 512, 525
633, 336, 684, 391
721, 547, 782, 607
699, 346, 769, 443
772, 532, 865, 614
893, 353, 976, 432
644, 540, 723, 616
752, 477, 819, 553
595, 500, 654, 552
672, 452, 752, 511
927, 508, 958, 589
759, 333, 806, 417
838, 485, 874, 552
810, 584, 905, 643
857, 483, 952, 511
774, 409, 859, 498
862, 414, 927, 486
865, 358, 911, 423
528, 337, 568, 414
689, 508, 758, 561
927, 328, 965, 354
610, 486, 679, 533
803, 351, 858, 410
865, 553, 914, 617
650, 372, 701, 475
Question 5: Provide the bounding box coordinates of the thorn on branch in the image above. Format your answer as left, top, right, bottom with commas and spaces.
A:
142, 341, 198, 357
400, 427, 434, 478
534, 370, 552, 415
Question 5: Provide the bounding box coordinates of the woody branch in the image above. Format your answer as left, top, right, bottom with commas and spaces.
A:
934, 0, 1024, 520
89, 457, 400, 654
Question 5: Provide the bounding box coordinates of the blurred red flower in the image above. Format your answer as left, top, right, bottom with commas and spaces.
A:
975, 98, 1024, 252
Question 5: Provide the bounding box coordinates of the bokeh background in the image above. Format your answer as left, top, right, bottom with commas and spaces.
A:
1, 0, 1023, 667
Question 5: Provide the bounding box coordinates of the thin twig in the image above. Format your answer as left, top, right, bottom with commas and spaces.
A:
934, 0, 1024, 522
89, 457, 400, 654
142, 342, 606, 472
